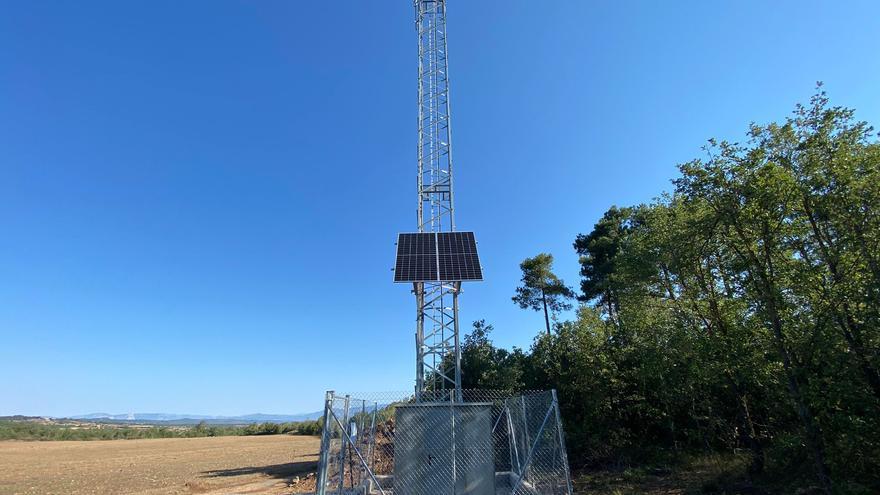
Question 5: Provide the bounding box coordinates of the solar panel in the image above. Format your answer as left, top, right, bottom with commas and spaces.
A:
394, 232, 482, 283
394, 233, 437, 282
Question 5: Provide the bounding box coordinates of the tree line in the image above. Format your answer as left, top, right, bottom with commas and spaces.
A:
0, 418, 323, 441
461, 89, 879, 493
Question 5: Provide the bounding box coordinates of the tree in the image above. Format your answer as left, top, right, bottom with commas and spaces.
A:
675, 122, 838, 492
562, 90, 880, 488
439, 91, 880, 490
512, 253, 575, 336
574, 206, 635, 327
459, 320, 525, 391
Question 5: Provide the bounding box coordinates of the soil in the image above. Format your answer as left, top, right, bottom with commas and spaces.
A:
0, 435, 320, 495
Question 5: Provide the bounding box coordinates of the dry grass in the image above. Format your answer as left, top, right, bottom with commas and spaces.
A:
572, 453, 764, 495
0, 435, 320, 495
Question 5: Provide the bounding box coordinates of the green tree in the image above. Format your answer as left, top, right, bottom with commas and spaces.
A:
459, 320, 525, 390
669, 89, 880, 491
424, 90, 880, 492
512, 253, 575, 336
561, 90, 879, 489
574, 206, 634, 328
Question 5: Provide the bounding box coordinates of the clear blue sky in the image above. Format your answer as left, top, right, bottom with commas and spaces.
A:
2, 1, 879, 417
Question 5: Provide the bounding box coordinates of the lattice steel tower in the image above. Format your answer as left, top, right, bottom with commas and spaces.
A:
403, 0, 479, 402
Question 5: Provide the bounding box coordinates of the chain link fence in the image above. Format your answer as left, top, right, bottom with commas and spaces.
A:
315, 390, 572, 495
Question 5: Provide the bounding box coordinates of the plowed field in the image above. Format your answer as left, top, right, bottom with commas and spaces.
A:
0, 435, 320, 495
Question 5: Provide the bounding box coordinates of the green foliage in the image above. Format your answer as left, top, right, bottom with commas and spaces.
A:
459, 320, 526, 391
512, 253, 575, 335
461, 89, 880, 493
0, 418, 323, 441
243, 420, 323, 436
573, 206, 633, 314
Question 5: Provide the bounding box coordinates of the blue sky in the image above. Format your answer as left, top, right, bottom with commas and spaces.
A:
2, 1, 878, 417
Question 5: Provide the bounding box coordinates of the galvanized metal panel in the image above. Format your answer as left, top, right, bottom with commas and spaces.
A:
453, 404, 494, 495
395, 403, 454, 494
394, 403, 495, 495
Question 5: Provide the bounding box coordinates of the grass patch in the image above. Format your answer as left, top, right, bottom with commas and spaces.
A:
573, 453, 771, 494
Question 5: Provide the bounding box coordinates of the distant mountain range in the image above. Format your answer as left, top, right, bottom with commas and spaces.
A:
67, 411, 323, 425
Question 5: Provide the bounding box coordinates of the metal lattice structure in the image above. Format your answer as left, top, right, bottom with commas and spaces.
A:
316, 390, 573, 495
414, 0, 462, 399
314, 3, 574, 494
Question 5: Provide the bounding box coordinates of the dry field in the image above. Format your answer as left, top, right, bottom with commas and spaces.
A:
0, 435, 320, 495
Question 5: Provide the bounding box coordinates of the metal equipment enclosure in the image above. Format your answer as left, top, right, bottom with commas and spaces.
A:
315, 390, 573, 495
394, 403, 494, 495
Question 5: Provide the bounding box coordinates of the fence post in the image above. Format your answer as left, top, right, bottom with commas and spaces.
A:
367, 402, 378, 471
358, 400, 366, 486
316, 390, 335, 495
552, 390, 574, 495
520, 395, 532, 480
337, 395, 351, 494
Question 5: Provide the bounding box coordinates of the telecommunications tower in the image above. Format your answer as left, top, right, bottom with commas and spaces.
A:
394, 0, 482, 401
315, 4, 574, 493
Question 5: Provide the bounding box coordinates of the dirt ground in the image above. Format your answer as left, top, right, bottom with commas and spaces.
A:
0, 435, 320, 495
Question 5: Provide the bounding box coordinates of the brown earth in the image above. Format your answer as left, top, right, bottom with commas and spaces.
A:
0, 435, 320, 495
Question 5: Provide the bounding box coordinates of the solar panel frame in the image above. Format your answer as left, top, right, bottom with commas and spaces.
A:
394, 232, 482, 283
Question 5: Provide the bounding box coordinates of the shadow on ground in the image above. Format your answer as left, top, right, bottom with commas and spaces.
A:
202, 460, 317, 479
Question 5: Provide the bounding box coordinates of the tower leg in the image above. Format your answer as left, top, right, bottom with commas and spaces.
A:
415, 282, 425, 402
453, 282, 462, 402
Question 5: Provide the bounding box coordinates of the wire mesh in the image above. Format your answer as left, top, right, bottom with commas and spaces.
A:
316, 390, 572, 495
